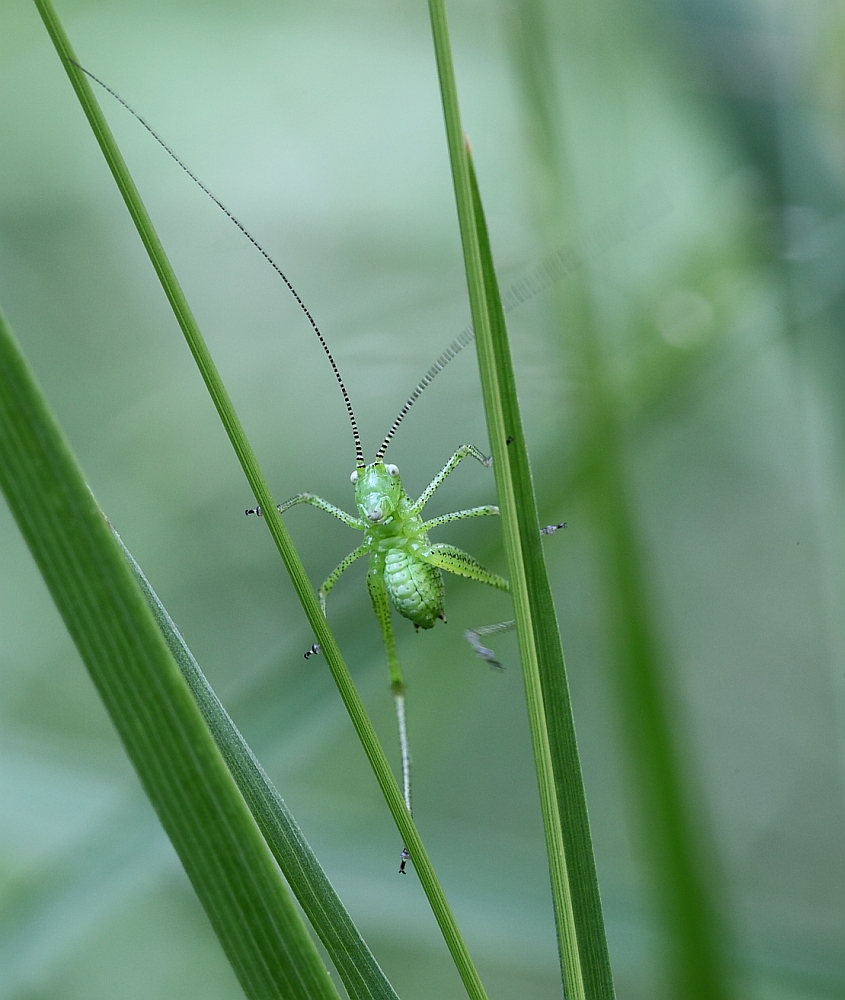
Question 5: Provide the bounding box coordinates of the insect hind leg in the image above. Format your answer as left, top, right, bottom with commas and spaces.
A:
419, 543, 509, 591
367, 568, 415, 872
464, 620, 515, 669
464, 522, 567, 666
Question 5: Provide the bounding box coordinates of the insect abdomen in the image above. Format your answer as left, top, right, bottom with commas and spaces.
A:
384, 548, 444, 629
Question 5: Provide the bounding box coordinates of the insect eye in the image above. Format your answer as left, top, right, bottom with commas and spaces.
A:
350, 470, 359, 484
385, 464, 400, 477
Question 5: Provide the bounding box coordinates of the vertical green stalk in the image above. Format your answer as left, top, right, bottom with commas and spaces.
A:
508, 4, 735, 998
33, 2, 489, 997
426, 2, 616, 997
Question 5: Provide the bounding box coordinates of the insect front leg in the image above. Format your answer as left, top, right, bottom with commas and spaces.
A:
304, 543, 369, 659
409, 444, 491, 515
246, 492, 365, 529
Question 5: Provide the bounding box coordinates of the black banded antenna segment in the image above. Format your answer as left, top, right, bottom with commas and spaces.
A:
376, 327, 475, 460
74, 61, 366, 468
376, 182, 671, 460
375, 240, 589, 460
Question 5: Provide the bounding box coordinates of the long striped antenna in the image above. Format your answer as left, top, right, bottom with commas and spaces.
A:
75, 61, 366, 469
375, 236, 586, 460
376, 183, 672, 460
375, 326, 474, 461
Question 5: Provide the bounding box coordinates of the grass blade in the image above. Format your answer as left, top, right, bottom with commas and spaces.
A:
426, 2, 616, 996
32, 2, 490, 996
113, 529, 400, 1000
0, 304, 340, 1000
469, 159, 617, 999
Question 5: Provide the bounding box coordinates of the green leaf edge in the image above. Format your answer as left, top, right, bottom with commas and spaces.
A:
114, 530, 400, 1000
425, 1, 617, 997
0, 304, 340, 1000
31, 2, 490, 998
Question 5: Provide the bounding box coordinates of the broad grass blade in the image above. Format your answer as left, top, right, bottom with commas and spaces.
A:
0, 304, 340, 1000
115, 532, 399, 1000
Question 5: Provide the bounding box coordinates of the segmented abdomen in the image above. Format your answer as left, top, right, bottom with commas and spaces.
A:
384, 548, 444, 629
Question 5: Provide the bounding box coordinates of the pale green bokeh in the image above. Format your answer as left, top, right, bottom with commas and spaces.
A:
1, 1, 844, 998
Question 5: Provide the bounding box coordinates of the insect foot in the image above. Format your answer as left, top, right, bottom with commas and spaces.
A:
464, 628, 506, 670
304, 643, 321, 659
540, 522, 567, 534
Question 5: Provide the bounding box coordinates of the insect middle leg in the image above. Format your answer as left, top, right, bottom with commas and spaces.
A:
422, 504, 499, 530
318, 543, 369, 616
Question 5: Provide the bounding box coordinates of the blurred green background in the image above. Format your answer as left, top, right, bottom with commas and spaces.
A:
1, 0, 844, 997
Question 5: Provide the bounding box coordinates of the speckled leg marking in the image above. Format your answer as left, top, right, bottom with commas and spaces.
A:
420, 543, 509, 592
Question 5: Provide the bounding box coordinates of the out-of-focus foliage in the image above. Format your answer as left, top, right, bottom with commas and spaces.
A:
0, 1, 843, 998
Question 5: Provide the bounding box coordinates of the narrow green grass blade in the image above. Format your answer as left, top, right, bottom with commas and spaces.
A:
32, 3, 490, 997
426, 2, 615, 997
0, 306, 340, 1000
468, 160, 617, 999
113, 530, 399, 1000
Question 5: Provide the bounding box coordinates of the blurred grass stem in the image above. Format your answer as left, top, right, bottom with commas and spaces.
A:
508, 4, 735, 997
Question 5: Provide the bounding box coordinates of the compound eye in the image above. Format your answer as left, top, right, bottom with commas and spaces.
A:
385, 464, 400, 477
350, 470, 359, 484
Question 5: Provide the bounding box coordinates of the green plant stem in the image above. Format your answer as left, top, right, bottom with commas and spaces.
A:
33, 2, 489, 997
508, 6, 734, 997
425, 3, 611, 998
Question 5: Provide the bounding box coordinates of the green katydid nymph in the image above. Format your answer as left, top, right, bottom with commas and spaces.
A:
248, 415, 516, 874
242, 286, 564, 875
77, 62, 565, 873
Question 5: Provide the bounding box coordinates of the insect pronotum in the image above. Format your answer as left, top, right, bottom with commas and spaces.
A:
79, 63, 567, 873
